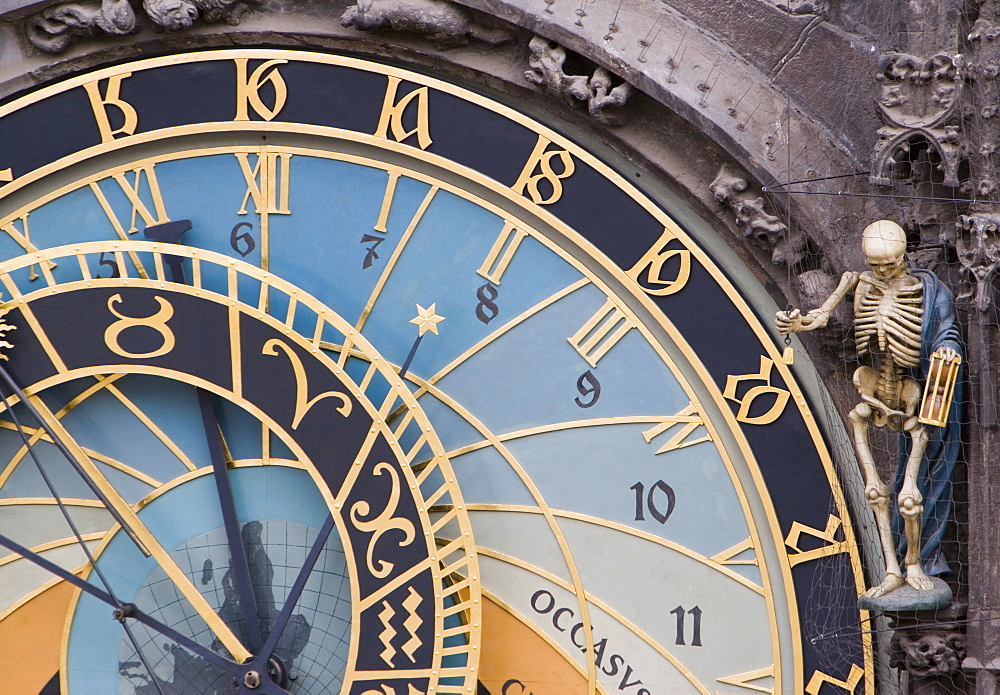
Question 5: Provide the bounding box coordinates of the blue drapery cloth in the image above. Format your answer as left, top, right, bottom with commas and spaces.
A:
891, 269, 962, 576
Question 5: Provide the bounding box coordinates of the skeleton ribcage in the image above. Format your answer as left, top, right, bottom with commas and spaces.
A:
854, 280, 923, 368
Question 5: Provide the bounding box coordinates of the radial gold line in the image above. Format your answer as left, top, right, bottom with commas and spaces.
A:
358, 557, 435, 612
445, 414, 695, 459
466, 504, 763, 594
27, 394, 253, 663
114, 251, 127, 278
475, 545, 711, 695
260, 145, 270, 273
337, 335, 354, 369
398, 376, 600, 693
104, 382, 198, 473
333, 425, 382, 508
261, 424, 271, 465
0, 439, 159, 499
417, 278, 590, 396
230, 303, 242, 399
2, 277, 66, 373
0, 375, 127, 487
152, 251, 165, 281
0, 532, 105, 569
355, 185, 437, 333
77, 253, 92, 281
311, 315, 324, 347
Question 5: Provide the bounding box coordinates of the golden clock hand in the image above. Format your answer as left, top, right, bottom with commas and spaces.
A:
27, 394, 254, 664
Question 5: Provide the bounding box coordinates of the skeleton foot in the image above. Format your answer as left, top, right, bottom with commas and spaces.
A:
905, 564, 934, 591
863, 573, 904, 599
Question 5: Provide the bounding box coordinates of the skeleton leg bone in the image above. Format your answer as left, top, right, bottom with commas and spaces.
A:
899, 420, 932, 590
849, 400, 904, 599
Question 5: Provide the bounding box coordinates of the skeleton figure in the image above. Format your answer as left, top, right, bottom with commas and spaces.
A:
777, 220, 961, 599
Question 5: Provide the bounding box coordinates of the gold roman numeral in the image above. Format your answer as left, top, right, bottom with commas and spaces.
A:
375, 76, 432, 150
235, 151, 292, 216
477, 220, 528, 284
642, 402, 712, 454
716, 665, 774, 694
0, 212, 56, 282
90, 164, 168, 238
784, 515, 849, 567
568, 298, 635, 367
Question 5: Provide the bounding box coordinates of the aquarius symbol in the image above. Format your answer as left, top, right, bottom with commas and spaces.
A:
475, 282, 499, 324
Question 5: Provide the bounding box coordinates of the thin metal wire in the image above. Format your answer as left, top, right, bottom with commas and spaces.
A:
810, 613, 1000, 643
0, 382, 166, 694
763, 171, 872, 190
770, 190, 1000, 204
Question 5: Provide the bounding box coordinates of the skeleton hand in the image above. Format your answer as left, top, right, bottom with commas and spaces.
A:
775, 307, 830, 334
937, 346, 960, 363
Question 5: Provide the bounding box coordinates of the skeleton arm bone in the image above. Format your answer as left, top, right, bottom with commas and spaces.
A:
776, 271, 860, 334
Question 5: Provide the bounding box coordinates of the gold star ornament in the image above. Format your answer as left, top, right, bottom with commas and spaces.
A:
410, 303, 446, 336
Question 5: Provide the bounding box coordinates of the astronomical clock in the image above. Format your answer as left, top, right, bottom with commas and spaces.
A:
0, 50, 873, 694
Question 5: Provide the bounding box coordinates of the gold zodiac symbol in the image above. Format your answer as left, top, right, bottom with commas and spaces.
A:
104, 293, 175, 358
262, 338, 351, 427
350, 462, 416, 578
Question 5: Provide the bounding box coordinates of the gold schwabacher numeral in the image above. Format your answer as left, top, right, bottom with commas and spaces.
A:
628, 226, 692, 296
477, 221, 528, 284
805, 665, 864, 695
83, 73, 139, 142
235, 151, 292, 216
568, 298, 635, 367
722, 356, 791, 425
375, 76, 432, 150
90, 164, 169, 238
643, 402, 711, 454
234, 59, 288, 121
784, 515, 849, 567
512, 134, 575, 205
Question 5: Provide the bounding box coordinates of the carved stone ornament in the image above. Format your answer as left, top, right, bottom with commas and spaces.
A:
870, 53, 965, 188
524, 36, 633, 126
768, 0, 829, 17
957, 213, 1000, 312
890, 629, 966, 677
340, 0, 514, 47
708, 165, 806, 267
26, 0, 267, 53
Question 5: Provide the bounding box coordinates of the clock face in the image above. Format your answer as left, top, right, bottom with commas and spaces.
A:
0, 50, 872, 695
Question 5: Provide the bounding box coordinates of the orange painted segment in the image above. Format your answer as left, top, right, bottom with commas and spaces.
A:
0, 581, 74, 694
479, 596, 586, 695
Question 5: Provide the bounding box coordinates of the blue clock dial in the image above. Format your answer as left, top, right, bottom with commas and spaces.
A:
0, 49, 871, 695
